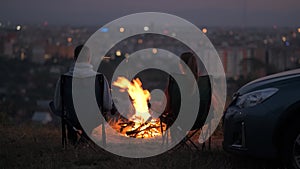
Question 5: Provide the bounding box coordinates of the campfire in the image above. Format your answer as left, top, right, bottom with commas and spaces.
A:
112, 77, 166, 138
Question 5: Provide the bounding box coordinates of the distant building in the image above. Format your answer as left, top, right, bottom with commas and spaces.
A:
45, 44, 74, 59
1, 32, 17, 58
217, 47, 247, 78
31, 45, 45, 63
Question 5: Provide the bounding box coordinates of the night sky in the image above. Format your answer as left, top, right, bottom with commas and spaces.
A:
1, 0, 299, 27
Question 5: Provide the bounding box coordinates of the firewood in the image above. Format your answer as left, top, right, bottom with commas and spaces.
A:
126, 125, 161, 137
118, 121, 135, 126
125, 122, 147, 136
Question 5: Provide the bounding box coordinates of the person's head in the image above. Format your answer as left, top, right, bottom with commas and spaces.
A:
179, 52, 198, 78
74, 45, 91, 63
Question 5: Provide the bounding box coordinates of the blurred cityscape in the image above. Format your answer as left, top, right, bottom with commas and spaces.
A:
1, 22, 300, 123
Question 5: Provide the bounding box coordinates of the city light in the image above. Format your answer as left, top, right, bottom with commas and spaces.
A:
202, 28, 208, 34
298, 27, 300, 33
20, 52, 25, 60
281, 36, 287, 42
137, 39, 143, 44
285, 41, 290, 47
100, 27, 109, 32
116, 50, 122, 57
44, 54, 51, 60
119, 27, 125, 33
263, 39, 268, 45
144, 26, 149, 31
67, 37, 72, 43
125, 53, 130, 58
152, 48, 158, 54
16, 25, 22, 31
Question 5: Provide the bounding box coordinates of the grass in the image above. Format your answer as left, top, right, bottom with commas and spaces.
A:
0, 123, 285, 169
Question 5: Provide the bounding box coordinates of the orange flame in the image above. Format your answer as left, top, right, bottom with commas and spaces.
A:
113, 77, 151, 123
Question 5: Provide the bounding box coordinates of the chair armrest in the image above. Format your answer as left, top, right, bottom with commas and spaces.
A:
49, 101, 62, 116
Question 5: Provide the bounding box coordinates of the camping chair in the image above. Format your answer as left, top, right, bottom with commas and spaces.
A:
49, 101, 98, 151
160, 75, 212, 151
49, 74, 107, 150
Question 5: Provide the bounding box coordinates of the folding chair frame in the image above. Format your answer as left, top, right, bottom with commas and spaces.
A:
60, 74, 106, 150
160, 123, 212, 151
160, 75, 212, 151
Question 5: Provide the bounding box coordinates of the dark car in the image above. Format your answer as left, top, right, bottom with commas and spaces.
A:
223, 69, 300, 169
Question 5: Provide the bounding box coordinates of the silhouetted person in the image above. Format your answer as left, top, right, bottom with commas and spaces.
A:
53, 45, 112, 112
53, 45, 112, 144
162, 52, 199, 142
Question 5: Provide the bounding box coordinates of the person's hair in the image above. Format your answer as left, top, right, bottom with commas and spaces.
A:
180, 52, 198, 79
74, 45, 90, 62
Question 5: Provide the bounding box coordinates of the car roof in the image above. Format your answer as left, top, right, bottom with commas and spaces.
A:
247, 68, 300, 86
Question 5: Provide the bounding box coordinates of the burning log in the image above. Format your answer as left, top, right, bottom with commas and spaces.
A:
118, 121, 135, 133
126, 124, 161, 138
112, 115, 166, 138
118, 121, 135, 127
112, 76, 166, 138
124, 117, 152, 136
125, 122, 148, 136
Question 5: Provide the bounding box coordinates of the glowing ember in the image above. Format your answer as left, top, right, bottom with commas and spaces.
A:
112, 76, 165, 138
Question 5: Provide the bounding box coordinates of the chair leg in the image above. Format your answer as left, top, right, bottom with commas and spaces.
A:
160, 119, 165, 145
187, 138, 200, 151
62, 119, 67, 149
183, 129, 201, 151
74, 133, 98, 152
208, 137, 211, 150
102, 117, 106, 147
202, 142, 206, 150
160, 119, 169, 147
208, 122, 212, 150
200, 123, 213, 150
166, 130, 169, 145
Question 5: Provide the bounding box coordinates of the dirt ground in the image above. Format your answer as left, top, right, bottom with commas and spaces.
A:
0, 123, 285, 169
